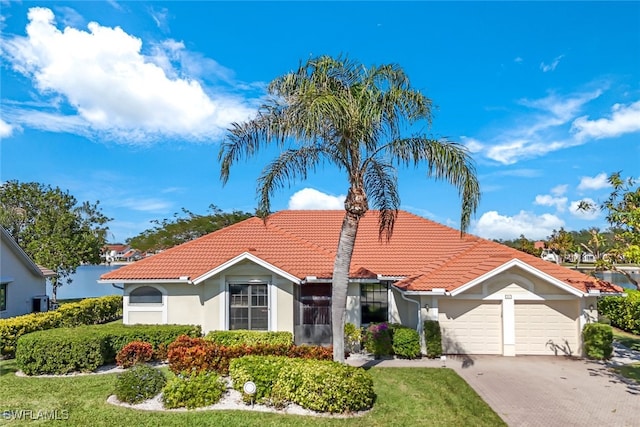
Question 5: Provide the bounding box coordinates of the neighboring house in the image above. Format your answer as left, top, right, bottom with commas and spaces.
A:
0, 226, 56, 317
103, 244, 141, 263
99, 211, 622, 357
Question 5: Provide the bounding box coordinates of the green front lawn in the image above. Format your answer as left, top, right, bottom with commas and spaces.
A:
613, 327, 640, 352
0, 360, 504, 426
611, 363, 640, 383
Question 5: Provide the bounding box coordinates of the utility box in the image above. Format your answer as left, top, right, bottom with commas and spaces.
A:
32, 295, 49, 313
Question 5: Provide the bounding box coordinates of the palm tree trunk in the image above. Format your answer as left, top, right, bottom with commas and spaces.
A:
331, 211, 361, 363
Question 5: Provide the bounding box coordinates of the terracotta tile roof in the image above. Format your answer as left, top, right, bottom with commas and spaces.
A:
100, 210, 622, 294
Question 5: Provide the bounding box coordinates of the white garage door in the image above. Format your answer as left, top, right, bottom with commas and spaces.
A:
439, 300, 502, 354
514, 301, 579, 355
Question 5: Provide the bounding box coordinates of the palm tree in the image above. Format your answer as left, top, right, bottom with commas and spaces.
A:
219, 56, 480, 362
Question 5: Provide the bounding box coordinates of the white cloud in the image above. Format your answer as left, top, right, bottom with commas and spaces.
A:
288, 188, 345, 210
569, 198, 600, 220
571, 101, 640, 141
0, 118, 14, 138
514, 57, 523, 63
479, 90, 602, 164
2, 7, 258, 144
460, 136, 484, 153
116, 197, 172, 212
540, 55, 564, 72
577, 173, 610, 191
550, 184, 568, 196
534, 194, 568, 212
472, 210, 564, 240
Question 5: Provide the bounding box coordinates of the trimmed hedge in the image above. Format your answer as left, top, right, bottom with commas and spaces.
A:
230, 355, 375, 413
582, 322, 613, 360
598, 290, 640, 335
0, 295, 122, 357
362, 323, 393, 357
205, 330, 293, 346
424, 320, 442, 358
271, 358, 375, 413
114, 364, 166, 404
392, 327, 421, 359
229, 355, 290, 403
168, 335, 332, 375
15, 324, 201, 375
162, 372, 226, 409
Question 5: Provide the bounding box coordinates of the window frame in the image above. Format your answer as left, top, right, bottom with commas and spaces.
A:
228, 283, 269, 331
360, 282, 389, 325
128, 285, 163, 305
0, 282, 6, 311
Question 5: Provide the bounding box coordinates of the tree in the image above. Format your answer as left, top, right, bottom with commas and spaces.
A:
0, 181, 111, 302
219, 56, 480, 362
579, 172, 640, 289
127, 205, 253, 252
547, 228, 574, 264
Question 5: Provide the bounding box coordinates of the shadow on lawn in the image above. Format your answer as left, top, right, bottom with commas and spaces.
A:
0, 361, 18, 377
586, 360, 640, 396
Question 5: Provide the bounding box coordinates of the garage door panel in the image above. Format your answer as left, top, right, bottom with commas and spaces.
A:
439, 300, 502, 355
515, 301, 578, 355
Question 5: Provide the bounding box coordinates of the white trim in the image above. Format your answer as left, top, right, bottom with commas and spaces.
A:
449, 259, 584, 297
99, 278, 192, 285
270, 277, 277, 331
192, 252, 301, 285
220, 276, 227, 330
502, 298, 515, 356
124, 284, 168, 324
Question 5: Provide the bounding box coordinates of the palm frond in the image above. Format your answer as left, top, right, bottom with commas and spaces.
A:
257, 146, 327, 215
364, 159, 400, 240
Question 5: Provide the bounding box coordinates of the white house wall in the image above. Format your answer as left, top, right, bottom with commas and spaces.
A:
0, 239, 47, 318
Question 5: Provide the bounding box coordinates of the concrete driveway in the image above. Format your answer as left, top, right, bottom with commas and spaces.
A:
449, 354, 639, 427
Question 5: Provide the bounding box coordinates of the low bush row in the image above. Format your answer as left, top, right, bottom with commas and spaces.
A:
598, 289, 640, 335
0, 295, 122, 357
229, 355, 375, 413
205, 330, 293, 346
167, 335, 332, 375
15, 324, 201, 375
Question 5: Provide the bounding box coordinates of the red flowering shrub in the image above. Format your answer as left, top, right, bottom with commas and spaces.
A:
154, 343, 169, 362
115, 341, 154, 368
167, 334, 333, 375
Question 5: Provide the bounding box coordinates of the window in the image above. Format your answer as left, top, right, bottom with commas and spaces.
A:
0, 283, 6, 311
361, 282, 389, 324
129, 286, 162, 304
229, 284, 268, 330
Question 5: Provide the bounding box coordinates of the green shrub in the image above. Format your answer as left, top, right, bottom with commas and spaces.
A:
392, 328, 421, 359
598, 290, 640, 335
162, 372, 226, 409
15, 324, 200, 375
229, 355, 290, 403
114, 364, 166, 404
362, 323, 393, 357
116, 341, 154, 368
205, 330, 293, 346
16, 327, 108, 375
0, 295, 122, 358
344, 323, 362, 354
271, 359, 375, 413
423, 320, 442, 358
582, 322, 613, 360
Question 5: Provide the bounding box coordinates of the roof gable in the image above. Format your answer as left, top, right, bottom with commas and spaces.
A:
0, 226, 49, 278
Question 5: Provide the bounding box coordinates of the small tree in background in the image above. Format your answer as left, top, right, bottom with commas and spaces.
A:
0, 181, 111, 302
579, 172, 639, 290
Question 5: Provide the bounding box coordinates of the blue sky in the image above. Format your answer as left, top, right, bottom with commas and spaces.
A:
1, 1, 639, 243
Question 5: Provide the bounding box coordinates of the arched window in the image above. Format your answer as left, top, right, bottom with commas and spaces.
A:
129, 286, 162, 304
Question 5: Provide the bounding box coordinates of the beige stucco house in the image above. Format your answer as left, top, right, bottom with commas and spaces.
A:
1, 226, 56, 318
100, 210, 622, 357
